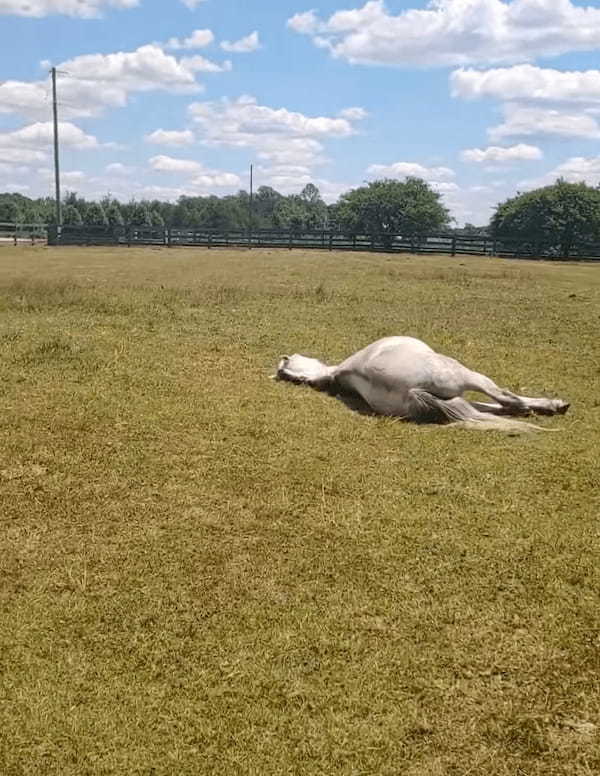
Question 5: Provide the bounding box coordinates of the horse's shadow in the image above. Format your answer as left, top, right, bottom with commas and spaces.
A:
334, 391, 377, 416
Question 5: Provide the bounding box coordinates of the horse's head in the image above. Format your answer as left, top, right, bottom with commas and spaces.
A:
276, 354, 332, 386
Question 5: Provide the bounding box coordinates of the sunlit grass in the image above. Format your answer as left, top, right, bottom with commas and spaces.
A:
1, 245, 599, 775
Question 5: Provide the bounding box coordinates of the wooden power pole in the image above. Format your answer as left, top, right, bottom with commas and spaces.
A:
51, 67, 62, 227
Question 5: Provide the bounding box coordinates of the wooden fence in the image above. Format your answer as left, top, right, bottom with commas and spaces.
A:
0, 221, 48, 245
6, 222, 600, 260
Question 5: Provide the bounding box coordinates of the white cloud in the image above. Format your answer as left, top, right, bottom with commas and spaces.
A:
106, 162, 135, 174
257, 137, 327, 168
287, 10, 320, 35
0, 44, 220, 121
188, 95, 363, 177
220, 31, 261, 54
145, 129, 195, 146
179, 55, 231, 73
17, 121, 100, 148
180, 0, 206, 8
432, 181, 460, 193
451, 65, 600, 104
149, 154, 242, 188
56, 44, 206, 92
0, 148, 48, 165
0, 163, 30, 176
189, 95, 358, 143
3, 183, 30, 191
0, 0, 138, 17
185, 96, 364, 201
489, 104, 600, 141
520, 155, 600, 190
38, 167, 85, 185
339, 107, 368, 121
0, 80, 51, 119
288, 0, 600, 67
0, 121, 100, 166
366, 161, 455, 181
165, 29, 214, 50
191, 172, 241, 188
150, 155, 203, 174
461, 143, 543, 163
253, 164, 351, 202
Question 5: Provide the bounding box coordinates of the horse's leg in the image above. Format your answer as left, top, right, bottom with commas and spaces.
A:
469, 400, 526, 416
508, 395, 570, 415
464, 371, 569, 416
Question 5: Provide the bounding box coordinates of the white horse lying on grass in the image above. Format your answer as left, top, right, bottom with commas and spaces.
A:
276, 336, 569, 432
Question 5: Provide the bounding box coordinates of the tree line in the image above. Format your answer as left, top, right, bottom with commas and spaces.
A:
0, 179, 453, 236
2, 177, 600, 257
0, 184, 331, 232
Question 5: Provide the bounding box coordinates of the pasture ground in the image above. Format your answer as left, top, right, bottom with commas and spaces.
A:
1, 245, 599, 775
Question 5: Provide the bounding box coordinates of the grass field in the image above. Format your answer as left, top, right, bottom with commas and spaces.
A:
1, 245, 599, 775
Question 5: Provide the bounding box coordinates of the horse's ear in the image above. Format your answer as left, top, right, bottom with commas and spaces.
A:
280, 355, 289, 361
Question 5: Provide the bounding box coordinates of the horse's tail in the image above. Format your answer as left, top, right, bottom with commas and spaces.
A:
408, 390, 550, 433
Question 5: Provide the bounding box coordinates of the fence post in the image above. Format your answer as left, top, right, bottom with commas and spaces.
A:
492, 239, 497, 256
451, 235, 456, 257
208, 231, 212, 249
13, 222, 17, 246
289, 230, 292, 250
329, 233, 333, 251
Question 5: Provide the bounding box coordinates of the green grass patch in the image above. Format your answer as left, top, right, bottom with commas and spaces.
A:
1, 245, 599, 775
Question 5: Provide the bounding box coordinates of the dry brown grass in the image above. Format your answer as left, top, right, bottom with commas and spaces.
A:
1, 245, 599, 775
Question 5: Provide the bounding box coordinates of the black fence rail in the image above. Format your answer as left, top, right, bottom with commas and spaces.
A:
0, 221, 47, 245
17, 224, 600, 261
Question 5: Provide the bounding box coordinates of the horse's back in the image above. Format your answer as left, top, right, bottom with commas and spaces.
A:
339, 336, 433, 372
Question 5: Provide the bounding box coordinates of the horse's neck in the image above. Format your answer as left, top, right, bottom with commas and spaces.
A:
312, 360, 338, 393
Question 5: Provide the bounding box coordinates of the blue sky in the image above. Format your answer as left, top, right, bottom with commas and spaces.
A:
3, 0, 600, 225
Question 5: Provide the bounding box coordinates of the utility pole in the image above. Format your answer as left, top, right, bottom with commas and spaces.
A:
51, 67, 61, 227
248, 163, 253, 245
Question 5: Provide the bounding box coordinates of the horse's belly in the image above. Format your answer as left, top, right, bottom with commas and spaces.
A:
338, 340, 465, 408
343, 373, 410, 416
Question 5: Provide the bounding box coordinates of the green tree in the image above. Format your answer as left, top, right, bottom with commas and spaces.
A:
273, 196, 308, 234
300, 183, 327, 228
491, 179, 600, 258
105, 202, 124, 227
63, 204, 83, 225
84, 202, 108, 226
462, 223, 488, 235
63, 191, 87, 215
172, 201, 195, 226
0, 194, 26, 223
150, 209, 165, 227
27, 207, 46, 234
202, 197, 231, 230
129, 202, 153, 226
35, 197, 55, 223
336, 178, 451, 240
253, 186, 283, 228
